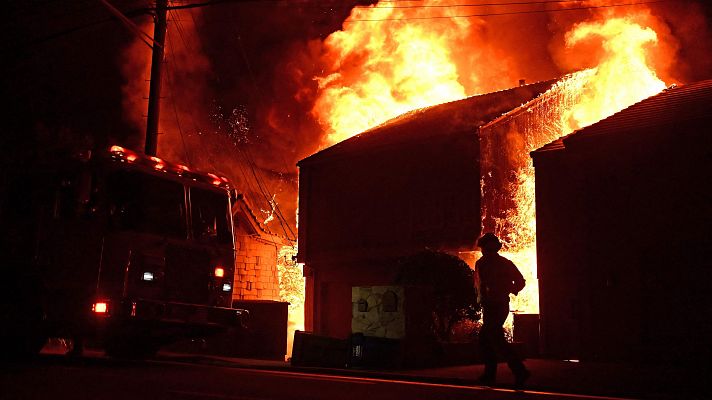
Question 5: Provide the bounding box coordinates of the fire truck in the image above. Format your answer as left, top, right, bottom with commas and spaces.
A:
0, 145, 245, 358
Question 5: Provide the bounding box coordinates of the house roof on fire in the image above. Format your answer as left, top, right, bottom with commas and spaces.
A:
532, 79, 712, 155
299, 79, 559, 166
232, 193, 292, 244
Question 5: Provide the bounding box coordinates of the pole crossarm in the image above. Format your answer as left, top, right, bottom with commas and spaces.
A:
98, 0, 161, 49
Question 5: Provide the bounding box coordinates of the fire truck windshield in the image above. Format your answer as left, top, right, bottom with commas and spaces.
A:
107, 170, 187, 238
190, 187, 232, 245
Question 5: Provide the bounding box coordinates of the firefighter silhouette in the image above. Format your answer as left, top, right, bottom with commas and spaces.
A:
475, 233, 530, 388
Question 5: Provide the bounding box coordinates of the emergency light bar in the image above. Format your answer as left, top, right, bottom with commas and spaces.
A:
108, 145, 232, 189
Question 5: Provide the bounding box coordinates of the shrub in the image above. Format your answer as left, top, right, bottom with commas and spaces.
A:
396, 249, 480, 342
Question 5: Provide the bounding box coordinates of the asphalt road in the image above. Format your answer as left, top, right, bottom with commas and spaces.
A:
0, 352, 634, 400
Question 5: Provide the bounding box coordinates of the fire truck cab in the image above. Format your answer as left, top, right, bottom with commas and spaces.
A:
0, 146, 245, 358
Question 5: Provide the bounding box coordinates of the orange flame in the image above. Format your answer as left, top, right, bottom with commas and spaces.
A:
277, 244, 304, 359
492, 16, 670, 317
313, 4, 675, 320
313, 1, 525, 145
563, 17, 667, 132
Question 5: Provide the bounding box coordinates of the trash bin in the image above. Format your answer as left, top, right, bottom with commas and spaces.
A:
348, 333, 401, 369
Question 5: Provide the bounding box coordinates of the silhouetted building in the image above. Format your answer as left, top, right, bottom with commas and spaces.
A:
531, 80, 712, 363
297, 80, 557, 338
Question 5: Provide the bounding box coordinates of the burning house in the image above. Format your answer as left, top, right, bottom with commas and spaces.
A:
293, 0, 702, 365
296, 80, 558, 339
295, 62, 689, 365
531, 79, 712, 363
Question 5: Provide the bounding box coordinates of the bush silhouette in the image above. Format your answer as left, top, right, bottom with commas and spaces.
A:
396, 249, 480, 342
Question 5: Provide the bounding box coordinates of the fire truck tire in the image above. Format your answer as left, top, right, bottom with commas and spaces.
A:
104, 335, 160, 360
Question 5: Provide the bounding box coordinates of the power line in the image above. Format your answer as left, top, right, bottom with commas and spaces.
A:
221, 16, 297, 240
344, 0, 676, 22
98, 0, 158, 49
162, 4, 296, 239
356, 0, 603, 9
164, 27, 194, 167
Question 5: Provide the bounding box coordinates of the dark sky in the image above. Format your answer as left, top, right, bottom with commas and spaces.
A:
2, 0, 362, 157
3, 0, 712, 237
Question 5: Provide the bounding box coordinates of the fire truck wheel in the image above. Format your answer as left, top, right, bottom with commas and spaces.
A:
104, 335, 160, 360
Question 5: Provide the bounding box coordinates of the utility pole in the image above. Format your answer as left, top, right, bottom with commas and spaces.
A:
144, 0, 168, 156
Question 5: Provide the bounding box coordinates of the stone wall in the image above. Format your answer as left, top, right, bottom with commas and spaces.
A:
351, 286, 405, 339
233, 235, 281, 301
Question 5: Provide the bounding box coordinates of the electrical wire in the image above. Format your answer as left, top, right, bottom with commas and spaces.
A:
164, 27, 194, 167
357, 0, 606, 9
98, 0, 157, 48
165, 4, 296, 239
223, 18, 298, 240
345, 0, 676, 22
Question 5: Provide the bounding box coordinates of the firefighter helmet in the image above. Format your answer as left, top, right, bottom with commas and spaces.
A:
477, 232, 502, 251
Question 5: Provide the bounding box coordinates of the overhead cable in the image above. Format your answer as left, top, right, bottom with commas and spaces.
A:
356, 0, 611, 9
98, 0, 157, 48
345, 0, 675, 22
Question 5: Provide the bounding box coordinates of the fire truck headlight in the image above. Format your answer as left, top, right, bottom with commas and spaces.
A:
142, 272, 155, 282
222, 283, 232, 292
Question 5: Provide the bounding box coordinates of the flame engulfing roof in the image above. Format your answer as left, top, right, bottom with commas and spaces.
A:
299, 79, 558, 166
533, 79, 712, 155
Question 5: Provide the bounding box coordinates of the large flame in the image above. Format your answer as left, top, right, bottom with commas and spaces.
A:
312, 3, 673, 321
277, 244, 304, 359
562, 17, 667, 132
313, 1, 524, 145
493, 15, 668, 318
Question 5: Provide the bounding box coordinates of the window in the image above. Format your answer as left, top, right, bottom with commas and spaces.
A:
107, 170, 186, 238
357, 299, 368, 312
382, 291, 398, 312
190, 188, 232, 245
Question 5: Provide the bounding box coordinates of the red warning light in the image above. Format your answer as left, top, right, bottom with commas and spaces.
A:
214, 267, 225, 278
92, 301, 109, 314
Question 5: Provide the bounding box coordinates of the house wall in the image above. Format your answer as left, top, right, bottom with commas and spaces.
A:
299, 132, 480, 266
533, 118, 712, 362
533, 149, 589, 359
310, 259, 400, 338
233, 234, 281, 301
299, 133, 480, 337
